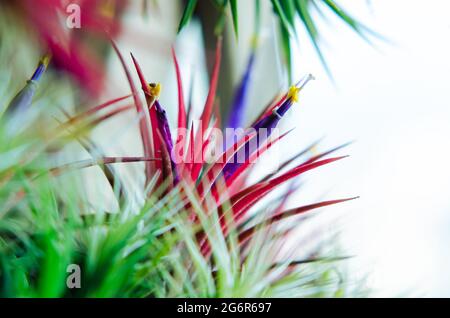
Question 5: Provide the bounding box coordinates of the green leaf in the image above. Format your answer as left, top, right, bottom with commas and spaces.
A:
294, 0, 318, 40
230, 0, 239, 38
254, 0, 261, 36
271, 0, 293, 36
295, 0, 332, 77
214, 9, 227, 36
320, 0, 381, 43
280, 0, 297, 32
280, 23, 292, 83
177, 0, 199, 33
322, 0, 361, 33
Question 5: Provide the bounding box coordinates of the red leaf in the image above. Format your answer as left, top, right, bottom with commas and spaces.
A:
273, 180, 301, 215
83, 94, 132, 118
51, 156, 159, 176
203, 157, 338, 252
225, 128, 294, 188
231, 156, 348, 222
130, 53, 162, 173
58, 95, 132, 129
130, 53, 151, 94
172, 47, 187, 130
197, 130, 258, 198
238, 197, 359, 245
301, 142, 352, 166
110, 41, 154, 183
189, 38, 223, 181
199, 37, 222, 135
258, 139, 321, 183
88, 105, 134, 127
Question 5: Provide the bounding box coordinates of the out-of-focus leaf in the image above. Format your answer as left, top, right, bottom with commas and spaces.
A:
280, 24, 292, 82
177, 0, 199, 33
175, 0, 376, 79
280, 0, 297, 31
271, 0, 293, 35
230, 0, 239, 38
172, 48, 187, 130
295, 0, 332, 76
322, 0, 362, 34
110, 40, 154, 184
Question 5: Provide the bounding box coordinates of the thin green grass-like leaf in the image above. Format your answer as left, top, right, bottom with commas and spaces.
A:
177, 0, 199, 33
280, 0, 297, 31
295, 0, 319, 39
294, 0, 332, 77
175, 0, 377, 80
271, 0, 294, 36
322, 0, 364, 35
230, 0, 239, 38
280, 24, 293, 83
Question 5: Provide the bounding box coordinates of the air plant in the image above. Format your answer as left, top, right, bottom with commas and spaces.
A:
0, 24, 361, 296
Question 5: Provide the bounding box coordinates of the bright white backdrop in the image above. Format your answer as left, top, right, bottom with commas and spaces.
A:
285, 0, 450, 297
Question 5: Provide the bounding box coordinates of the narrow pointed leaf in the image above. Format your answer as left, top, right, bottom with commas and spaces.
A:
230, 156, 348, 221
230, 0, 239, 38
238, 197, 359, 245
177, 0, 198, 33
172, 47, 187, 130
110, 40, 154, 183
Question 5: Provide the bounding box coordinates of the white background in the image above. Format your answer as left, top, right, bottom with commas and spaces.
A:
285, 0, 450, 296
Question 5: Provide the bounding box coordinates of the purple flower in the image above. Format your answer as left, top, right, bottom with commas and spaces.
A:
7, 55, 50, 114
226, 53, 256, 129
222, 74, 314, 180
154, 100, 179, 183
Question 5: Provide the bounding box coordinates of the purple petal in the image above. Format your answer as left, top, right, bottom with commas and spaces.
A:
227, 53, 256, 129
154, 101, 179, 183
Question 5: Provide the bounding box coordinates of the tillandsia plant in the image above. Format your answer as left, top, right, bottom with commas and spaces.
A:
0, 0, 367, 298
0, 34, 360, 297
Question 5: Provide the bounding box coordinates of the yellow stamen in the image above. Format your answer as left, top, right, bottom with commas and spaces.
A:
100, 0, 116, 19
288, 74, 315, 103
250, 34, 259, 50
40, 54, 52, 68
287, 86, 300, 103
148, 83, 162, 99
